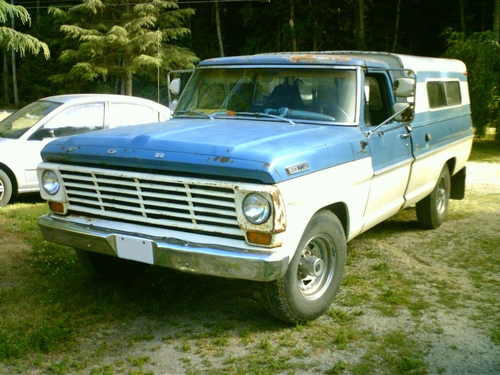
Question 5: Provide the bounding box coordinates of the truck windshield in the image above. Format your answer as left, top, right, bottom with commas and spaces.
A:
175, 67, 357, 124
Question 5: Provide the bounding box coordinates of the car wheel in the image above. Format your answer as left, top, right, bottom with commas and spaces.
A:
261, 210, 347, 324
75, 249, 150, 279
0, 169, 13, 207
416, 165, 451, 229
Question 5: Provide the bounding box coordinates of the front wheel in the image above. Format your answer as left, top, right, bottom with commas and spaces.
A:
261, 210, 347, 324
416, 165, 451, 229
0, 169, 13, 207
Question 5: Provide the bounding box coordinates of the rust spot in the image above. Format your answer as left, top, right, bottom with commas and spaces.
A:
288, 54, 351, 63
263, 163, 270, 168
219, 157, 230, 163
269, 189, 286, 233
214, 156, 220, 162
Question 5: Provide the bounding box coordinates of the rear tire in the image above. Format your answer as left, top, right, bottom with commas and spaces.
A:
75, 249, 150, 279
416, 165, 451, 229
0, 169, 13, 207
261, 210, 346, 324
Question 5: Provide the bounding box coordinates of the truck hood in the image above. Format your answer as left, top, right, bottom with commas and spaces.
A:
41, 118, 357, 183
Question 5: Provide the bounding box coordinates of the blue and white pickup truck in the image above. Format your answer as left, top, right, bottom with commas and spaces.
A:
37, 51, 473, 323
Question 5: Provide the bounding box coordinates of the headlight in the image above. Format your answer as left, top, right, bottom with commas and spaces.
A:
242, 193, 271, 224
42, 170, 60, 195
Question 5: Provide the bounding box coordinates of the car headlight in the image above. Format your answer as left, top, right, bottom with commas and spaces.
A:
42, 170, 60, 195
242, 193, 271, 224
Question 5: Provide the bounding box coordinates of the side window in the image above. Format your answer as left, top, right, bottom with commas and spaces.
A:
108, 103, 157, 128
364, 74, 390, 126
445, 81, 461, 106
44, 103, 105, 137
427, 81, 461, 109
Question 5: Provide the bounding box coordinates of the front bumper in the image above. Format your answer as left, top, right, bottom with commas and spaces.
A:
38, 215, 289, 282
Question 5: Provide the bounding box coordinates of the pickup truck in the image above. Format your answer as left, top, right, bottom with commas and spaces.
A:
37, 51, 473, 323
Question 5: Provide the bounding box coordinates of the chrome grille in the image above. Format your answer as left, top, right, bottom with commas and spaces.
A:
59, 166, 244, 237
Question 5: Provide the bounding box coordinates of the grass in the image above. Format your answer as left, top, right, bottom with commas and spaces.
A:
468, 132, 500, 163
0, 142, 499, 374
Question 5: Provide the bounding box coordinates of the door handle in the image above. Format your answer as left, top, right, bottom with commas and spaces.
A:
399, 133, 411, 139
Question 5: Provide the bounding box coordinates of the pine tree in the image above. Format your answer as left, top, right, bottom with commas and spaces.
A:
50, 0, 198, 96
0, 0, 50, 58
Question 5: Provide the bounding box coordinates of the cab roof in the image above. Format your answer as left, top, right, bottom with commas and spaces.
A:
199, 51, 467, 74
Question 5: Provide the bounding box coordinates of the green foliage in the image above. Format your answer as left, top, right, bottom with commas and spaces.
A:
49, 0, 198, 95
0, 0, 49, 58
444, 31, 500, 139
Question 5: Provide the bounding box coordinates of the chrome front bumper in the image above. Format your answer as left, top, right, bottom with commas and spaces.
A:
38, 215, 289, 282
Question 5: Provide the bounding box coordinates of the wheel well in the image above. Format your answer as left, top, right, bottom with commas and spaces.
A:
324, 202, 349, 238
0, 163, 18, 195
446, 158, 456, 175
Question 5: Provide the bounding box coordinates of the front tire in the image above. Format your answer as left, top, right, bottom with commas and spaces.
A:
261, 210, 347, 324
0, 169, 13, 207
416, 165, 451, 229
75, 249, 150, 279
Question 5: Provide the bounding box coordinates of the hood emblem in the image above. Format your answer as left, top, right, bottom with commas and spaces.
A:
107, 149, 117, 155
285, 162, 309, 176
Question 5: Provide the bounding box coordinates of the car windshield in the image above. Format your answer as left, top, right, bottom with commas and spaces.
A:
175, 67, 357, 124
0, 100, 62, 139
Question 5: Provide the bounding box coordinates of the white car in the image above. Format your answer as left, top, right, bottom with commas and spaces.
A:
0, 94, 171, 206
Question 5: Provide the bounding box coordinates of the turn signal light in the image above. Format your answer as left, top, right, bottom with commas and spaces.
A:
49, 201, 64, 213
246, 231, 272, 246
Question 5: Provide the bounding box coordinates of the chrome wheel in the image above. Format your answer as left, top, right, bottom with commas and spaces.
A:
436, 175, 449, 215
297, 234, 335, 300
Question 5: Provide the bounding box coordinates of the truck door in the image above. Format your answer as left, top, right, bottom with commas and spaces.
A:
361, 73, 414, 231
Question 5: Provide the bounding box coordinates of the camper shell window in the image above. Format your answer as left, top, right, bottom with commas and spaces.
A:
427, 80, 461, 109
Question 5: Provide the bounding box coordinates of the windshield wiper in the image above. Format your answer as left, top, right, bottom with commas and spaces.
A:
234, 112, 295, 125
175, 111, 215, 120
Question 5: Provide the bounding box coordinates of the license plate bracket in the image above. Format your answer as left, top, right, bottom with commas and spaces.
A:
116, 236, 154, 264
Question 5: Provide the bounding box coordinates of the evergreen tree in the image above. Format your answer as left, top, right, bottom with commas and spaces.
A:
50, 0, 198, 96
0, 0, 49, 58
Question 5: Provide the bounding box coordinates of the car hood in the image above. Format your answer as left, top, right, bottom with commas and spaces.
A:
41, 118, 358, 183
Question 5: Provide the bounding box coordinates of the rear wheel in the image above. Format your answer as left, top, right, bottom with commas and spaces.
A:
261, 210, 346, 324
416, 165, 451, 229
0, 169, 13, 207
75, 249, 150, 279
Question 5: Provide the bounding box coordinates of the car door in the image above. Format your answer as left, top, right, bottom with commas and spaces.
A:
361, 73, 414, 231
22, 102, 105, 189
107, 102, 160, 128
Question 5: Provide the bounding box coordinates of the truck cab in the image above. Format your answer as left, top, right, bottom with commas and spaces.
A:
37, 52, 473, 323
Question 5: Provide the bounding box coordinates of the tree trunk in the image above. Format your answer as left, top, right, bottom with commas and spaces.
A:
494, 0, 500, 42
10, 0, 19, 106
459, 0, 466, 32
309, 0, 318, 51
215, 0, 224, 57
125, 71, 133, 96
3, 52, 10, 104
290, 0, 297, 51
391, 0, 401, 52
358, 0, 366, 50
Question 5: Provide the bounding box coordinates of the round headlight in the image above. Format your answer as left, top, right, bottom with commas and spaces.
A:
42, 170, 60, 195
243, 193, 271, 225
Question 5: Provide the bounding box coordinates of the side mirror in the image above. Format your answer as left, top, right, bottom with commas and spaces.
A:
30, 128, 55, 141
393, 102, 414, 122
169, 78, 181, 96
394, 78, 415, 98
169, 99, 179, 112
